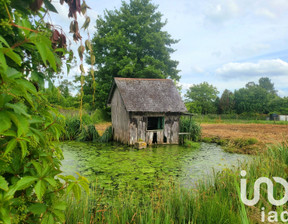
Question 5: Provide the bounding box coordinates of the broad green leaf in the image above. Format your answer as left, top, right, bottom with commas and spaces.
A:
79, 181, 89, 193
28, 203, 47, 215
65, 175, 76, 181
3, 48, 21, 66
17, 79, 37, 94
19, 140, 28, 159
0, 111, 11, 133
34, 41, 47, 66
6, 67, 22, 80
72, 184, 81, 201
18, 18, 31, 36
43, 0, 58, 13
0, 207, 11, 224
34, 180, 46, 201
0, 49, 7, 72
7, 112, 29, 137
30, 71, 44, 89
6, 103, 30, 117
1, 130, 17, 137
31, 161, 42, 175
0, 35, 9, 47
53, 201, 66, 211
66, 182, 75, 194
0, 94, 13, 107
44, 177, 57, 187
4, 138, 17, 155
45, 46, 57, 71
41, 213, 54, 224
15, 176, 38, 190
0, 176, 8, 191
52, 209, 65, 222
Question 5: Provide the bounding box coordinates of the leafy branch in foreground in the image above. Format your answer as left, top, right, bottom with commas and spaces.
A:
0, 0, 90, 223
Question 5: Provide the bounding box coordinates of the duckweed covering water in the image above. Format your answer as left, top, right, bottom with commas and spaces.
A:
59, 142, 250, 193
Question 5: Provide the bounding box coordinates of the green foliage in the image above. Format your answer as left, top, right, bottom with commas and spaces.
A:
219, 89, 235, 114
0, 1, 89, 223
88, 0, 180, 109
185, 82, 219, 114
180, 117, 201, 141
91, 109, 110, 124
183, 140, 201, 149
77, 125, 100, 142
63, 116, 82, 140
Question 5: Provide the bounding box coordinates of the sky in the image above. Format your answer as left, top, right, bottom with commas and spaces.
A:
50, 0, 288, 97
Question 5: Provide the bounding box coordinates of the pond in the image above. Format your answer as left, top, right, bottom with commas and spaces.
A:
59, 142, 250, 193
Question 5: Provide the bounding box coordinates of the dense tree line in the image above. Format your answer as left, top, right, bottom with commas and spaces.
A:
185, 77, 288, 115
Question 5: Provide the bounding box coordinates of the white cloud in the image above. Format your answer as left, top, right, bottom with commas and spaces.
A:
255, 8, 276, 19
204, 0, 240, 24
216, 59, 288, 79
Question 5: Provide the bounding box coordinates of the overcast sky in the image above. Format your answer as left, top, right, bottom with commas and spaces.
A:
50, 0, 288, 97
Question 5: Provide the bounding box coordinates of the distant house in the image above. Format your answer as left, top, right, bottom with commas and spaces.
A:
107, 78, 188, 145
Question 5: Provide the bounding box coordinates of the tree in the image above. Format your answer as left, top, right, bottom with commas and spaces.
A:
259, 77, 277, 95
185, 82, 219, 114
89, 0, 180, 109
219, 89, 234, 114
0, 0, 88, 223
234, 77, 277, 114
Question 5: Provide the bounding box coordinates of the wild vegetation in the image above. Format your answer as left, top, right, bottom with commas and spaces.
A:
0, 0, 91, 223
64, 143, 288, 224
2, 0, 288, 223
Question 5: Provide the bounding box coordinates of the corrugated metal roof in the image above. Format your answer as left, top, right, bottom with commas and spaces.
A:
108, 77, 187, 113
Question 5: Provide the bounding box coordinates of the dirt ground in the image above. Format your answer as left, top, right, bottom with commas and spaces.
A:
201, 123, 288, 145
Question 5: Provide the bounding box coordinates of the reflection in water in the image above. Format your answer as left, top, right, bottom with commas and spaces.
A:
59, 142, 249, 192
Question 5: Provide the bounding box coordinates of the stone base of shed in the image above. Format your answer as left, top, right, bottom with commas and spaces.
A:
134, 141, 147, 149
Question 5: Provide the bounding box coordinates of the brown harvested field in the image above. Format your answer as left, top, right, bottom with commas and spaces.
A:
201, 123, 288, 145
95, 122, 111, 136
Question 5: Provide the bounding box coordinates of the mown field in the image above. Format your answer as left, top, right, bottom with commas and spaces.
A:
201, 123, 288, 145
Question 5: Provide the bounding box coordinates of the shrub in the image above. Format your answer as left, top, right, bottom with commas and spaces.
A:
180, 117, 202, 141
77, 125, 100, 142
99, 126, 113, 143
91, 109, 110, 124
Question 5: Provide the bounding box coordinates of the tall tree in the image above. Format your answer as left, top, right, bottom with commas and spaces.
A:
90, 0, 180, 109
219, 89, 234, 114
185, 82, 219, 114
259, 77, 277, 95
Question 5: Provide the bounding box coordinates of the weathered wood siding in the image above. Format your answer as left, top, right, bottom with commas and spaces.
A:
111, 88, 130, 144
128, 113, 180, 145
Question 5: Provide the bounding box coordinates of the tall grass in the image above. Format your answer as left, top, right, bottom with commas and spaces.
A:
180, 117, 201, 142
65, 142, 288, 223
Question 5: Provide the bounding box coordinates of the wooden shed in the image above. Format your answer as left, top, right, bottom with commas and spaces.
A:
107, 78, 188, 145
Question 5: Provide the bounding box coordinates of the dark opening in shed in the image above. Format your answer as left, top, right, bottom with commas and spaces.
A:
147, 117, 164, 130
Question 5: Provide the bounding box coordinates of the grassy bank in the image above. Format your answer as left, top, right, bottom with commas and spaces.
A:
201, 136, 260, 154
65, 142, 288, 223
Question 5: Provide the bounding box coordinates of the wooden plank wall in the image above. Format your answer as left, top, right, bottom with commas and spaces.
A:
111, 88, 130, 144
129, 114, 180, 145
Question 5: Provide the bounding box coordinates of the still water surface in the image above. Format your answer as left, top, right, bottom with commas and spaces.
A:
59, 142, 249, 191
